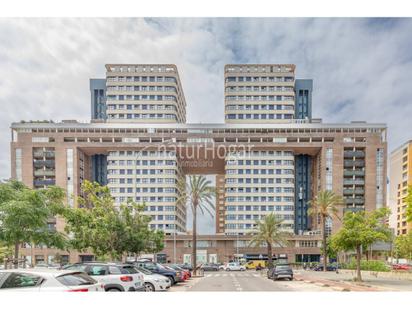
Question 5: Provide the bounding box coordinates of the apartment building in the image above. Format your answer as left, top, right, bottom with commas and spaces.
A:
389, 140, 412, 235
105, 64, 186, 123
10, 63, 387, 264
224, 64, 297, 123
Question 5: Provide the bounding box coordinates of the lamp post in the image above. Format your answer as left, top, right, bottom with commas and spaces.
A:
173, 228, 177, 263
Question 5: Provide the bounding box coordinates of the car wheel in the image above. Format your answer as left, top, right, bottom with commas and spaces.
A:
167, 276, 175, 285
289, 277, 293, 281
107, 288, 121, 292
273, 276, 278, 281
226, 268, 230, 271
145, 283, 155, 292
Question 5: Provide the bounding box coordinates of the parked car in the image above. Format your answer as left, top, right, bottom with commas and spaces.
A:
244, 260, 266, 270
134, 266, 171, 292
162, 265, 186, 282
267, 264, 293, 280
200, 263, 220, 271
392, 264, 411, 271
0, 269, 103, 291
135, 261, 179, 285
219, 263, 226, 270
225, 262, 246, 271
177, 263, 193, 272
63, 262, 145, 292
312, 264, 338, 271
166, 264, 191, 279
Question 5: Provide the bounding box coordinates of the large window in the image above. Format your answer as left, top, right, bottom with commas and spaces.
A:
66, 149, 74, 207
15, 148, 22, 181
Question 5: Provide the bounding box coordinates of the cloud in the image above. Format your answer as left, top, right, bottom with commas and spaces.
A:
1, 18, 412, 232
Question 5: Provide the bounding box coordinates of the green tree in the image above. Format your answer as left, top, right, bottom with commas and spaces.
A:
330, 208, 391, 281
0, 242, 13, 265
249, 213, 290, 269
0, 180, 67, 268
144, 230, 165, 257
405, 186, 412, 222
63, 181, 125, 260
118, 200, 164, 261
63, 180, 164, 261
177, 175, 215, 272
394, 232, 412, 260
308, 190, 344, 272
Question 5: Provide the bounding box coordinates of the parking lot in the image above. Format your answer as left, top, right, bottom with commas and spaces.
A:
170, 270, 337, 292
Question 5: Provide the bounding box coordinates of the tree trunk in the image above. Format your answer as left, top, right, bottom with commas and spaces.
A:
267, 242, 273, 269
192, 204, 197, 274
14, 243, 19, 269
322, 215, 327, 272
356, 245, 362, 282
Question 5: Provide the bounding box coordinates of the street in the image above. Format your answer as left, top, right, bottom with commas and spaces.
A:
170, 271, 337, 292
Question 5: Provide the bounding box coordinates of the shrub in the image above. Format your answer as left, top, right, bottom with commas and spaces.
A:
341, 260, 390, 272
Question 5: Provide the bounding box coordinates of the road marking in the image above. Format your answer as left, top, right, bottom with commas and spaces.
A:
215, 274, 220, 277
206, 274, 212, 277
230, 274, 234, 277
223, 274, 228, 277
253, 274, 259, 277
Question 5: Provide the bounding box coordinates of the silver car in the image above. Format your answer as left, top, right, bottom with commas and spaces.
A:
0, 268, 104, 292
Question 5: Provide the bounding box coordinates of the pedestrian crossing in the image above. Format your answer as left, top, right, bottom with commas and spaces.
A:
205, 272, 261, 278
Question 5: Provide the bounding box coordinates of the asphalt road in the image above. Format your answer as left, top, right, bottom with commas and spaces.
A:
172, 270, 334, 292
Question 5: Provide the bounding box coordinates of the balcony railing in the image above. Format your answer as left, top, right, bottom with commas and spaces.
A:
34, 170, 55, 177
345, 198, 365, 205
33, 160, 55, 168
344, 151, 365, 158
344, 160, 365, 167
343, 179, 365, 185
33, 179, 55, 186
343, 170, 365, 177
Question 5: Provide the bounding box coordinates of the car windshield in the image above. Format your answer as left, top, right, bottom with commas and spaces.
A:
56, 272, 96, 286
276, 265, 291, 270
121, 266, 138, 274
135, 267, 152, 275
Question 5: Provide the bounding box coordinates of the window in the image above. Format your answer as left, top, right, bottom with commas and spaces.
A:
15, 148, 22, 181
87, 265, 107, 276
109, 266, 122, 275
1, 273, 43, 289
56, 273, 96, 286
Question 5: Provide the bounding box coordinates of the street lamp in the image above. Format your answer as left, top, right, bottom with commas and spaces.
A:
173, 227, 177, 263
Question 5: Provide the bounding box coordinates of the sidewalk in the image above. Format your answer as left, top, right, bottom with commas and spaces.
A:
294, 270, 412, 291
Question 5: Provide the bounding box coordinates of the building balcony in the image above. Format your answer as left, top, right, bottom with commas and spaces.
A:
34, 169, 55, 177
343, 170, 365, 177
33, 179, 56, 186
343, 179, 365, 186
344, 160, 365, 168
33, 151, 55, 158
343, 188, 365, 195
344, 151, 365, 158
33, 160, 55, 168
345, 198, 365, 205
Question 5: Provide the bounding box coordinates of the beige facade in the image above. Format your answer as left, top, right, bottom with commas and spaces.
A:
389, 140, 412, 235
105, 64, 186, 123
9, 63, 388, 264
160, 234, 323, 264
224, 64, 296, 123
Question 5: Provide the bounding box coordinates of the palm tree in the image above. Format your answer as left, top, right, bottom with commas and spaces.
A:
249, 213, 290, 269
177, 175, 215, 273
308, 190, 344, 272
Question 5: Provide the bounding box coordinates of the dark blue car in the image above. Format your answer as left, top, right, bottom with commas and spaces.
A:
135, 261, 179, 285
